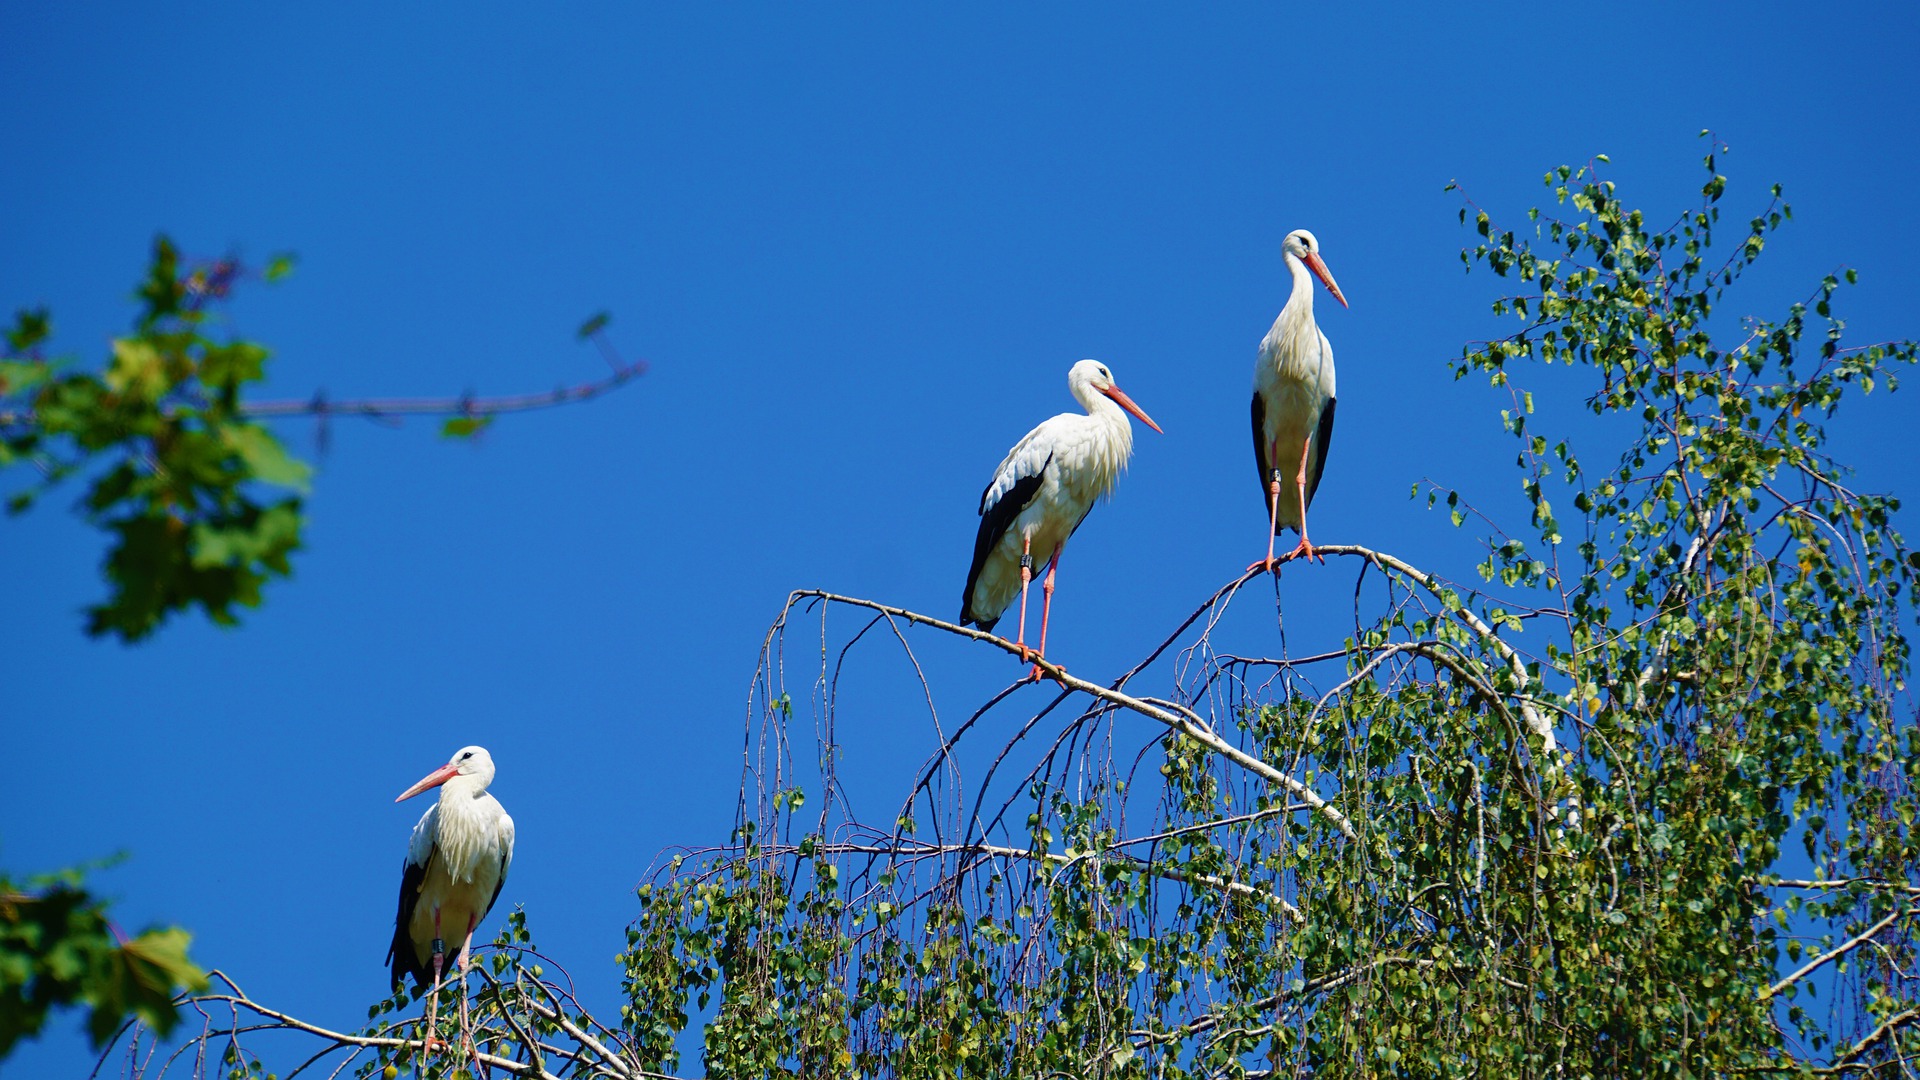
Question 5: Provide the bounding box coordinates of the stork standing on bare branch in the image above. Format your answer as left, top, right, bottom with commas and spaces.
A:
961, 359, 1162, 680
1251, 228, 1348, 571
387, 745, 514, 1066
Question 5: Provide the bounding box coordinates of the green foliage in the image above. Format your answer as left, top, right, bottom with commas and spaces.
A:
439, 415, 495, 440
576, 311, 611, 341
0, 866, 207, 1056
1, 237, 309, 641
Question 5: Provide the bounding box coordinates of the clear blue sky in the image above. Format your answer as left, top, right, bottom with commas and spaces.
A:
5, 3, 1918, 1074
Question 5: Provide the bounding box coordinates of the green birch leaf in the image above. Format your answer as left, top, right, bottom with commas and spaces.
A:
441, 415, 494, 439
220, 424, 312, 492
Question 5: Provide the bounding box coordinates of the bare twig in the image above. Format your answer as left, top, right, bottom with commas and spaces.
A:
184, 992, 564, 1079
1765, 906, 1917, 999
1832, 1006, 1920, 1066
117, 967, 690, 1080
781, 589, 1360, 841
794, 838, 1301, 920
239, 359, 648, 422
1309, 545, 1558, 752
1756, 878, 1920, 896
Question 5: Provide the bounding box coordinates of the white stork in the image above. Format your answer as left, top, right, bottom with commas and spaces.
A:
961, 359, 1161, 679
387, 745, 514, 1063
1251, 228, 1348, 570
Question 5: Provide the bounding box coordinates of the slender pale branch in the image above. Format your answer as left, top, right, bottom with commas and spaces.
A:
785, 590, 1360, 841
1631, 502, 1725, 702
183, 993, 564, 1080
800, 839, 1302, 919
1308, 545, 1558, 751
1755, 877, 1920, 896
474, 967, 549, 1077
1128, 957, 1425, 1046
239, 359, 648, 421
516, 980, 639, 1079
1112, 804, 1312, 849
1764, 905, 1916, 999
134, 969, 689, 1080
1832, 1006, 1919, 1066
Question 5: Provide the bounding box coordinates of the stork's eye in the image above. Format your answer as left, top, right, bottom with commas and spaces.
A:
460, 751, 473, 761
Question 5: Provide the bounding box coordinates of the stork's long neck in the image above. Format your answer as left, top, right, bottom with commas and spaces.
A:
436, 775, 499, 882
1261, 252, 1320, 366
1280, 250, 1318, 329
1073, 386, 1135, 496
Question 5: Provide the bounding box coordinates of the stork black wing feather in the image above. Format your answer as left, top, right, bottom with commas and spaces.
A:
960, 455, 1051, 630
386, 854, 432, 991
483, 851, 510, 922
1252, 392, 1279, 533
1306, 396, 1336, 509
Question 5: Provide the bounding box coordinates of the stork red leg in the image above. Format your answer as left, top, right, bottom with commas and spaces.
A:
423, 910, 445, 1057
457, 915, 486, 1078
1030, 545, 1067, 683
1012, 535, 1035, 663
1247, 436, 1286, 574
1286, 430, 1322, 563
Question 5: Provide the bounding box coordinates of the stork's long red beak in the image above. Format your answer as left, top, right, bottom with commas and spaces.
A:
1100, 384, 1164, 434
1302, 251, 1349, 309
395, 762, 460, 802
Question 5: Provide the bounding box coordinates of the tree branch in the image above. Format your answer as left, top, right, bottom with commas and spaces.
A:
1307, 545, 1558, 752
129, 970, 694, 1080
184, 991, 564, 1079
786, 589, 1360, 841
1128, 957, 1428, 1047
794, 840, 1302, 919
1113, 804, 1313, 850
1833, 1005, 1920, 1066
238, 359, 648, 422
514, 978, 640, 1079
1753, 877, 1920, 896
1764, 905, 1917, 999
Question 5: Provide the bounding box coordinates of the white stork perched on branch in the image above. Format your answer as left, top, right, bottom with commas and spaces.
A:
1252, 228, 1348, 570
961, 359, 1161, 679
386, 745, 514, 1064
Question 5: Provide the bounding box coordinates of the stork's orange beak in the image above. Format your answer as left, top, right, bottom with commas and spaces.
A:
1303, 251, 1348, 309
1100, 384, 1164, 434
395, 762, 460, 802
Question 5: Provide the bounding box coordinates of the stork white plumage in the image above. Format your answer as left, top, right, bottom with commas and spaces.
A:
387, 745, 514, 1066
1251, 228, 1348, 570
961, 359, 1162, 680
